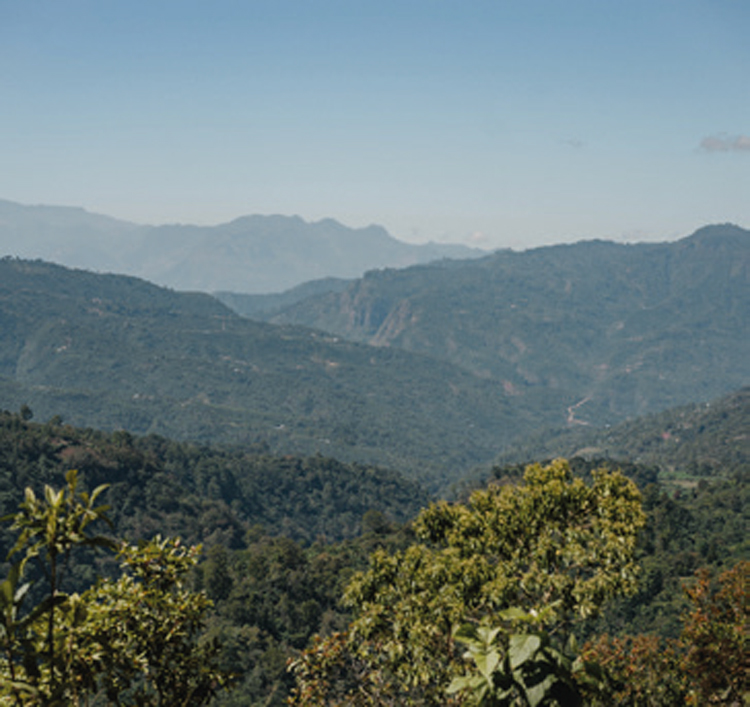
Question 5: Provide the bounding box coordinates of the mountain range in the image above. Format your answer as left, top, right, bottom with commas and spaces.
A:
243, 223, 749, 425
0, 199, 482, 293
0, 198, 747, 707
0, 201, 748, 489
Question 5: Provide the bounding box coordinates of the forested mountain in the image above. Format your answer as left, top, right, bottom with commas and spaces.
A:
0, 410, 429, 704
0, 258, 552, 488
0, 199, 483, 293
2, 223, 748, 485
493, 386, 750, 483
257, 224, 750, 425
0, 411, 428, 551
0, 215, 746, 704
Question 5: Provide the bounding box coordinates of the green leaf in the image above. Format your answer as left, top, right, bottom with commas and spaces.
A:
82, 535, 119, 551
65, 468, 78, 488
508, 634, 541, 670
473, 647, 501, 682
0, 579, 13, 608
454, 622, 480, 643
89, 484, 110, 505
499, 606, 532, 622
525, 673, 558, 707
446, 674, 486, 694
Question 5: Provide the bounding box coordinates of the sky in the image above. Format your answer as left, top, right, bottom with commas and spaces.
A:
1, 0, 749, 250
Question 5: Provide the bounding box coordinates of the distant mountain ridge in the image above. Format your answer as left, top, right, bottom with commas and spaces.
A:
247, 223, 750, 424
0, 199, 483, 293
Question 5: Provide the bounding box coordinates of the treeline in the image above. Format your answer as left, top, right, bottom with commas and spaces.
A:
0, 408, 428, 551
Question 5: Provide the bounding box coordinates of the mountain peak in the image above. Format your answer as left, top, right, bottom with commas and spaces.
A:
0, 199, 484, 293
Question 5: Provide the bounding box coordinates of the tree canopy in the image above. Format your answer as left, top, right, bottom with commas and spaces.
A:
291, 459, 646, 705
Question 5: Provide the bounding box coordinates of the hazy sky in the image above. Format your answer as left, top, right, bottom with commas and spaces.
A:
1, 0, 748, 249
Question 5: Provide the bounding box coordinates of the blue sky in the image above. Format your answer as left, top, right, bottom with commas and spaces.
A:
1, 0, 748, 249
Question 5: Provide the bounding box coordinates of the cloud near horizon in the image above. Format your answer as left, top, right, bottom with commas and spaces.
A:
466, 231, 489, 246
700, 134, 750, 152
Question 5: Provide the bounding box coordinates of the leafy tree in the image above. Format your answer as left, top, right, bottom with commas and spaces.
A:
578, 560, 748, 706
290, 459, 645, 705
62, 536, 227, 706
577, 633, 689, 705
681, 560, 748, 704
0, 469, 114, 703
0, 471, 230, 705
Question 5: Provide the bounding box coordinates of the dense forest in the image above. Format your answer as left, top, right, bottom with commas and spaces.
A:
0, 409, 428, 548
0, 406, 746, 705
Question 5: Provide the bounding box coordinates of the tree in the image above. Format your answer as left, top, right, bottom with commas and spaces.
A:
60, 536, 228, 706
576, 634, 689, 706
290, 459, 646, 705
1, 469, 115, 704
681, 560, 748, 705
0, 471, 230, 705
576, 560, 748, 706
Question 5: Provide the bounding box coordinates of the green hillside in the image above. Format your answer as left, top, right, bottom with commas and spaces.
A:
0, 258, 550, 488
0, 409, 428, 552
261, 224, 750, 426
492, 386, 750, 484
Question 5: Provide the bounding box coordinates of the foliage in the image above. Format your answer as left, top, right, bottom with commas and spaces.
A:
587, 472, 748, 640
577, 633, 689, 706
0, 472, 230, 705
0, 469, 115, 703
288, 630, 462, 707
63, 537, 227, 706
447, 608, 582, 707
290, 460, 645, 704
681, 560, 748, 705
206, 523, 417, 707
486, 455, 748, 641
0, 410, 428, 705
578, 561, 749, 706
0, 409, 428, 552
0, 408, 745, 704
